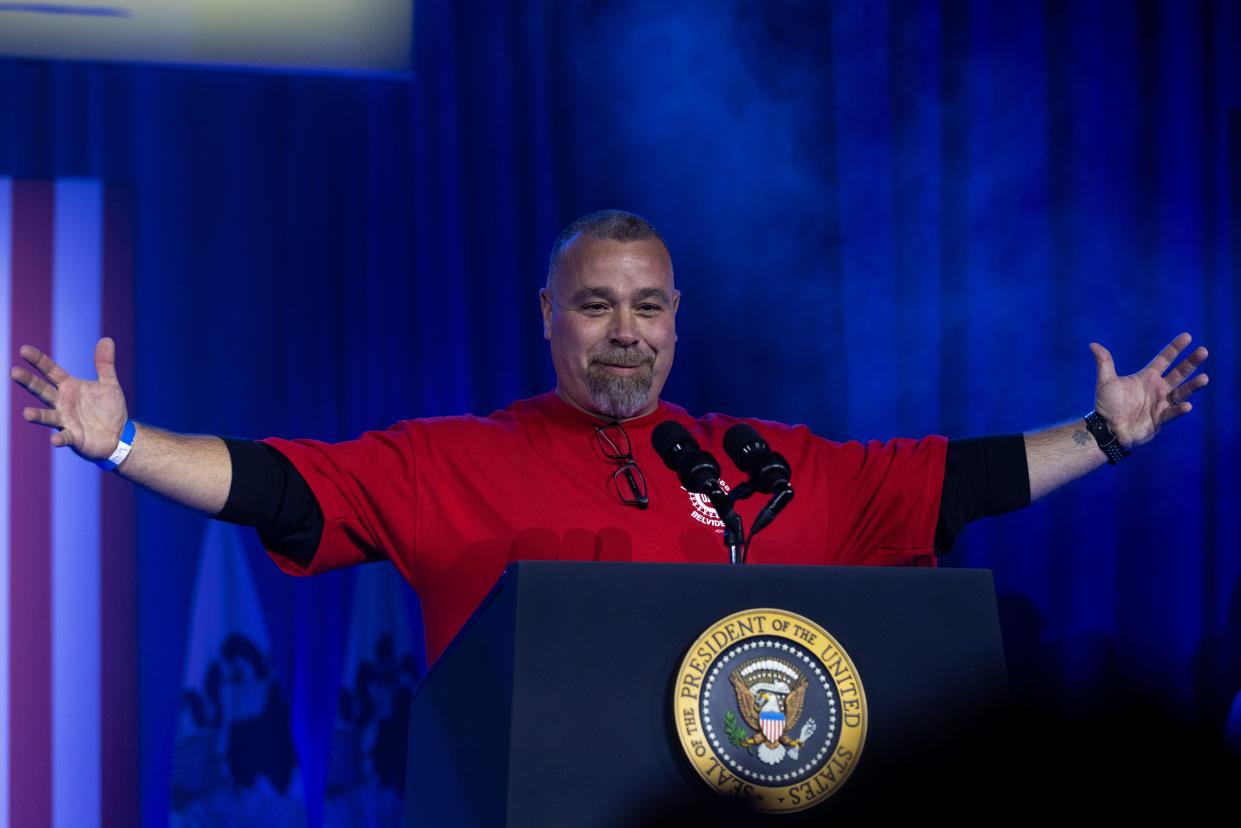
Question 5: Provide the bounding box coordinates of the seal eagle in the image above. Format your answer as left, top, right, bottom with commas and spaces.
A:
729, 659, 815, 766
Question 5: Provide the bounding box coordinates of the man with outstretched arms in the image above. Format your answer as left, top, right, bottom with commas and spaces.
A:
10, 211, 1211, 663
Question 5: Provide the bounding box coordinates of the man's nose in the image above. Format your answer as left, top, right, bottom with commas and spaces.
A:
609, 309, 640, 347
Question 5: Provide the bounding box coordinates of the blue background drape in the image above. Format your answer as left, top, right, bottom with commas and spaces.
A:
3, 1, 1238, 823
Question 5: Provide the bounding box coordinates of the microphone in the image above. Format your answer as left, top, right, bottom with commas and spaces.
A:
652, 421, 746, 563
723, 424, 795, 537
652, 421, 723, 496
723, 424, 791, 494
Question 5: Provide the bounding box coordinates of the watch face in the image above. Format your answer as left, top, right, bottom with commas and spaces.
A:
1086, 412, 1109, 441
1085, 412, 1128, 463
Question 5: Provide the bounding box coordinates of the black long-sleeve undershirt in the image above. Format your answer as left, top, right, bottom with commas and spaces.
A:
935, 434, 1030, 553
217, 438, 323, 562
216, 434, 1031, 564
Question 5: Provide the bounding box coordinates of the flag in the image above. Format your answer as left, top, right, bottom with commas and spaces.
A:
1, 178, 137, 827
172, 521, 307, 827
324, 564, 420, 827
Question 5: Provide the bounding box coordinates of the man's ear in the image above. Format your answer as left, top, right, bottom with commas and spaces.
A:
539, 288, 553, 340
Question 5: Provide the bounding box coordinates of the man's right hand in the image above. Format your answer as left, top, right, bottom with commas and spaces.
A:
11, 336, 129, 461
10, 336, 233, 514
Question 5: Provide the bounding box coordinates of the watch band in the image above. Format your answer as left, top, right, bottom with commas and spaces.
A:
97, 419, 137, 471
1084, 410, 1129, 465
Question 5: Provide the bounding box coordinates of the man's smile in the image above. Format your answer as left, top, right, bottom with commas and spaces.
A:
595, 362, 649, 374
591, 355, 654, 376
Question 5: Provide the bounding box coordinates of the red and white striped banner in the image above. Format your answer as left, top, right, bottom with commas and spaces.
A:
1, 178, 136, 828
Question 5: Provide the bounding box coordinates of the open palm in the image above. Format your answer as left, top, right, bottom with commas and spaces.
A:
1092, 333, 1209, 450
10, 337, 128, 460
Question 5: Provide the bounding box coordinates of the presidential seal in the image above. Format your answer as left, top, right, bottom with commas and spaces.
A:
673, 609, 866, 813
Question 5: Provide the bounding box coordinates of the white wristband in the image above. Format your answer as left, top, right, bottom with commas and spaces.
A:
97, 419, 137, 471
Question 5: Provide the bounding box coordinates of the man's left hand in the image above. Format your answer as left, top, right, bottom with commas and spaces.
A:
1091, 332, 1209, 450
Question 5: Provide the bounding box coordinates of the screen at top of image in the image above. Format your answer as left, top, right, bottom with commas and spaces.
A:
0, 1, 412, 74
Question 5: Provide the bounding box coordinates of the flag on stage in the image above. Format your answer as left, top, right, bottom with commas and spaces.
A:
1, 178, 137, 827
172, 522, 307, 827
324, 564, 420, 827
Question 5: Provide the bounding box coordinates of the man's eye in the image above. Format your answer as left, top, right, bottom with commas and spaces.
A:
637, 304, 663, 314
582, 303, 608, 313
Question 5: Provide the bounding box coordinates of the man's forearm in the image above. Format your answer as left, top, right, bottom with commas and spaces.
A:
116, 423, 232, 514
1024, 419, 1107, 502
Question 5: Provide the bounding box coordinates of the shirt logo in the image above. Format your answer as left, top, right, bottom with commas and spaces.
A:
684, 479, 731, 531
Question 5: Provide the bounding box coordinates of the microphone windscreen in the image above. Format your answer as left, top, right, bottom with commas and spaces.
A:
723, 423, 767, 471
652, 420, 696, 468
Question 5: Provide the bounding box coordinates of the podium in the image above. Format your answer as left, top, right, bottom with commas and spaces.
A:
404, 563, 1008, 826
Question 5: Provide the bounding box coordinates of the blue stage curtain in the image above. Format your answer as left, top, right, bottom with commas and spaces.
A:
3, 1, 1239, 824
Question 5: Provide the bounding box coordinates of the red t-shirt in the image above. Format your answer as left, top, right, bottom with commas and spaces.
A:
262, 392, 947, 664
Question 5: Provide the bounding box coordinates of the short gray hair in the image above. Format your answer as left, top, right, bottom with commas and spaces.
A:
545, 210, 669, 289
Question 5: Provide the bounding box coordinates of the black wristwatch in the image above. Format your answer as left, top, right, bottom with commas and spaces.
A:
1084, 410, 1130, 465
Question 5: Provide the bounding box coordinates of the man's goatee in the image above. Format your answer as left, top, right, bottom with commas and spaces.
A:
586, 355, 655, 419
